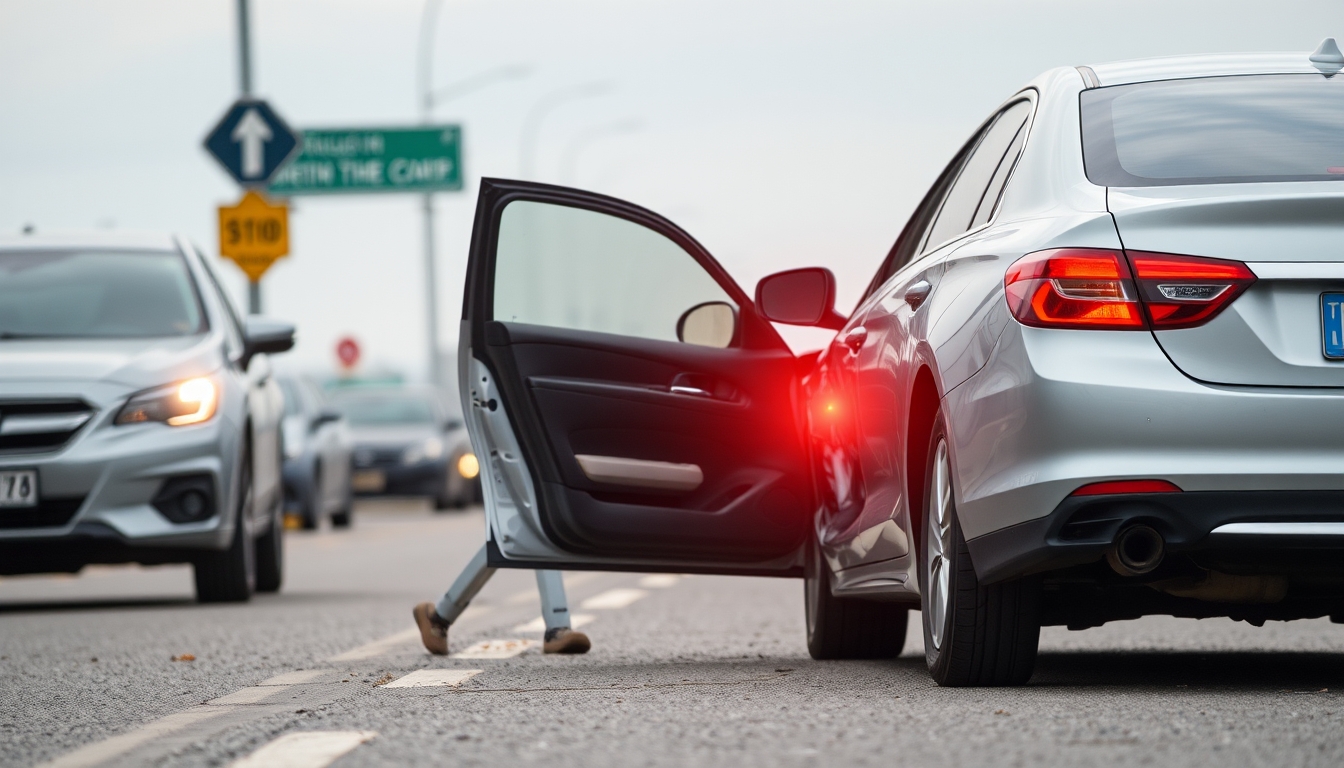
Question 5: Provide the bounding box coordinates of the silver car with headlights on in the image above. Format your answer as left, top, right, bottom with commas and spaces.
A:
0, 232, 294, 602
441, 40, 1344, 690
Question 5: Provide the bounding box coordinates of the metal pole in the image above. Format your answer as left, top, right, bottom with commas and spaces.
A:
519, 82, 613, 180
237, 0, 262, 314
418, 0, 444, 385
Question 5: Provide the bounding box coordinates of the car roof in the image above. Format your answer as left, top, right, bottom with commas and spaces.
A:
0, 230, 181, 252
1086, 51, 1329, 87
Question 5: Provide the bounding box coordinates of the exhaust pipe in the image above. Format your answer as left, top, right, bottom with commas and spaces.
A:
1106, 524, 1165, 577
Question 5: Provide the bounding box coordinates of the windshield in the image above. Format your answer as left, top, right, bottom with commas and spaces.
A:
0, 250, 205, 339
336, 394, 438, 426
1081, 74, 1344, 187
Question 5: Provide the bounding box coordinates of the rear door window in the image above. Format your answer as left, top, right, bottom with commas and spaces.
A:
1081, 74, 1344, 186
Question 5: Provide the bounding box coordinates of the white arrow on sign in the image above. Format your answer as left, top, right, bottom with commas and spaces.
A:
231, 108, 273, 179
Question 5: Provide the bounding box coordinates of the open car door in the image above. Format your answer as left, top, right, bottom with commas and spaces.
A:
460, 179, 812, 576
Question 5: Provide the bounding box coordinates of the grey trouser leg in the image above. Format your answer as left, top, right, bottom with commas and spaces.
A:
434, 544, 495, 625
535, 569, 572, 632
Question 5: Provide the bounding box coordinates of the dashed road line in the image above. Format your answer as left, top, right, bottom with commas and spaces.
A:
452, 639, 536, 658
580, 587, 648, 610
381, 669, 483, 689
229, 730, 378, 768
35, 707, 237, 768
327, 605, 489, 662
257, 669, 330, 686
638, 574, 683, 588
511, 613, 594, 634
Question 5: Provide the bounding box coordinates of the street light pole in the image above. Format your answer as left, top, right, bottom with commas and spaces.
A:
236, 0, 262, 315
519, 82, 613, 180
558, 119, 643, 186
417, 0, 444, 386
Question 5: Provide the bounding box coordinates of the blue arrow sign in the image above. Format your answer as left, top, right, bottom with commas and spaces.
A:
203, 99, 301, 186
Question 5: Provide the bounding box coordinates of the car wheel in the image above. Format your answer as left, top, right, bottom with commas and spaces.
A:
300, 465, 321, 530
254, 495, 284, 594
804, 532, 908, 660
331, 504, 352, 528
920, 412, 1040, 686
194, 441, 256, 603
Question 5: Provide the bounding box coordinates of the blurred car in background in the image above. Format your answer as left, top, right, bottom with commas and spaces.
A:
277, 374, 353, 529
0, 232, 294, 603
331, 386, 480, 510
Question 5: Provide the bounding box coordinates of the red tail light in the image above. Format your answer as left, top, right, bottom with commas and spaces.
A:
1004, 249, 1145, 330
1070, 479, 1182, 496
1005, 248, 1256, 331
1128, 251, 1256, 329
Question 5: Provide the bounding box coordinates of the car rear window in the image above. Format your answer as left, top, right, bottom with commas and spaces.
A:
1080, 74, 1344, 186
0, 249, 205, 339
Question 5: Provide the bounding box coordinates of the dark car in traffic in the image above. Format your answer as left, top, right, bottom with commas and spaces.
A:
332, 387, 479, 510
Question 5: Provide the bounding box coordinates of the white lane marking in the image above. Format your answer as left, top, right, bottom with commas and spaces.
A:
209, 686, 291, 706
327, 606, 489, 662
451, 639, 536, 659
258, 669, 329, 686
36, 707, 235, 768
638, 574, 682, 588
511, 613, 594, 634
381, 669, 483, 689
230, 731, 377, 768
580, 588, 648, 610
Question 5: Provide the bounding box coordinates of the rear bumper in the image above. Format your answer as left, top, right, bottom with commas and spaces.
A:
352, 462, 445, 497
967, 489, 1344, 583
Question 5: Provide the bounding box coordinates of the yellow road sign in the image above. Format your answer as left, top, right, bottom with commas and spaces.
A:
218, 190, 289, 282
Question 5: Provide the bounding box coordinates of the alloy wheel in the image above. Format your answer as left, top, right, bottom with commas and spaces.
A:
925, 439, 953, 651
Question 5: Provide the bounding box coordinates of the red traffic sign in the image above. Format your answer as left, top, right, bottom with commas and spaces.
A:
336, 337, 360, 368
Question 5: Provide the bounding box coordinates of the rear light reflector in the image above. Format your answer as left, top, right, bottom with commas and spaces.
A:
1070, 479, 1182, 497
1128, 252, 1256, 329
1004, 249, 1145, 329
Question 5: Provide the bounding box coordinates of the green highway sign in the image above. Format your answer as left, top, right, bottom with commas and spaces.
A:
267, 126, 462, 195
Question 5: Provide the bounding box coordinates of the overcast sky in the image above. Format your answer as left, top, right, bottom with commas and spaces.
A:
1, 0, 1335, 379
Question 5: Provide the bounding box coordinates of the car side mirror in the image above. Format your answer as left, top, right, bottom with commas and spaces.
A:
755, 267, 845, 330
310, 408, 342, 432
676, 301, 737, 348
241, 316, 296, 369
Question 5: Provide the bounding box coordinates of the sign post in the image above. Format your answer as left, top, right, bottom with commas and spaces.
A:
267, 127, 462, 195
217, 191, 290, 282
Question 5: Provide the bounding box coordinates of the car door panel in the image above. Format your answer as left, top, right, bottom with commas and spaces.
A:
463, 179, 812, 574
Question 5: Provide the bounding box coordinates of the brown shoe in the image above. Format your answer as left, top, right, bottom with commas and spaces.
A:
543, 627, 591, 654
412, 602, 449, 655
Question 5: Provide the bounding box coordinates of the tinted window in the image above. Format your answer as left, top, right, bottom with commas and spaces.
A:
1082, 75, 1344, 186
336, 394, 437, 426
0, 250, 204, 339
493, 201, 735, 345
971, 118, 1028, 228
923, 101, 1033, 251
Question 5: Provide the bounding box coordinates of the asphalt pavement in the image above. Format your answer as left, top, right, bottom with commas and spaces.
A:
3, 500, 1343, 768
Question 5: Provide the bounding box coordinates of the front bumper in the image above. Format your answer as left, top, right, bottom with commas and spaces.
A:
0, 408, 239, 572
947, 324, 1344, 581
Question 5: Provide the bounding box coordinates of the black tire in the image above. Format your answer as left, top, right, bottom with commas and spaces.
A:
299, 464, 320, 530
254, 496, 284, 594
920, 410, 1040, 686
194, 442, 256, 603
433, 493, 453, 512
805, 534, 909, 660
331, 505, 352, 528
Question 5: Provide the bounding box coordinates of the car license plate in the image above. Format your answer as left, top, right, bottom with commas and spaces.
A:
0, 469, 38, 508
1324, 293, 1344, 359
351, 469, 386, 493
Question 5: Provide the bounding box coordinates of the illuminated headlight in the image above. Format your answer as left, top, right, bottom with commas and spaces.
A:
402, 438, 444, 465
457, 452, 480, 479
116, 377, 218, 427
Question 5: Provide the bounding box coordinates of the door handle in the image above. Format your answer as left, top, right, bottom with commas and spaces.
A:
670, 385, 712, 398
842, 326, 868, 352
904, 280, 932, 311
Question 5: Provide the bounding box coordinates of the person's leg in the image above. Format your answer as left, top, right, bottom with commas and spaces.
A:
535, 569, 591, 654
413, 544, 495, 655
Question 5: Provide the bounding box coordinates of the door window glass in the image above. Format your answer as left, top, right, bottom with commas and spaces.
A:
922, 100, 1033, 251
493, 201, 736, 345
971, 117, 1029, 228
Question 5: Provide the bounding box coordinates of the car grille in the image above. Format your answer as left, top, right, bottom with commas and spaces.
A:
0, 400, 96, 454
352, 446, 405, 468
0, 496, 85, 529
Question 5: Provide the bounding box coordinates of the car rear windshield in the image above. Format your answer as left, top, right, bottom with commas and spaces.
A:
337, 395, 437, 426
1080, 74, 1344, 186
0, 250, 205, 339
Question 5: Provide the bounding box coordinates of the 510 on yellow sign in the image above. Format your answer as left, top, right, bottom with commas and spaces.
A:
218, 190, 289, 282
